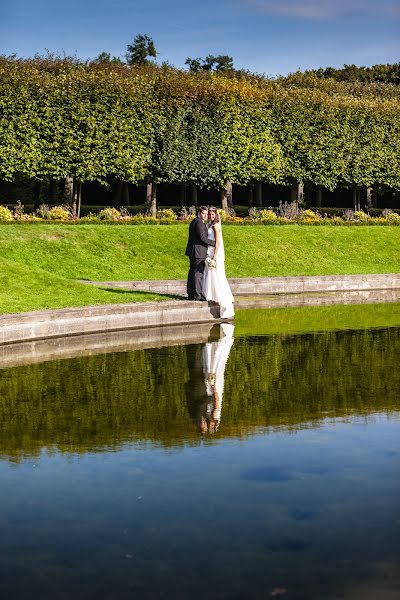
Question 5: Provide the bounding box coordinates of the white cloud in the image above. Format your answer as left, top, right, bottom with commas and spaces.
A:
242, 0, 400, 20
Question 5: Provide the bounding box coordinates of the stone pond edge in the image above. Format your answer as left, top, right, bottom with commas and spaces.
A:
1, 273, 400, 346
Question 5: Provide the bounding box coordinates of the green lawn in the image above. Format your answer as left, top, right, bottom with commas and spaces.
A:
1, 224, 399, 314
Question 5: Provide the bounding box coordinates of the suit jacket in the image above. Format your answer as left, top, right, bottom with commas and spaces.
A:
185, 217, 216, 259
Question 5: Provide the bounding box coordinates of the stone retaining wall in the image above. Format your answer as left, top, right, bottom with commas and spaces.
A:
1, 274, 399, 347
85, 273, 400, 296
0, 301, 221, 346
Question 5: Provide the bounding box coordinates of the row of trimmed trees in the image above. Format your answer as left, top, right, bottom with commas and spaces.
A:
0, 58, 399, 216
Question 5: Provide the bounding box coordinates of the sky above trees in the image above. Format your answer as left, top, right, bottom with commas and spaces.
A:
1, 0, 399, 74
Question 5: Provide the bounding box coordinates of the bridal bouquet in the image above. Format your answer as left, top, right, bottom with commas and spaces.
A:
205, 256, 217, 269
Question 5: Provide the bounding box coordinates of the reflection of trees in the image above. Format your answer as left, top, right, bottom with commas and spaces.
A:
223, 328, 400, 427
0, 327, 399, 460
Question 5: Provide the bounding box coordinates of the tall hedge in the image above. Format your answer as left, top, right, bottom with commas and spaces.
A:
0, 58, 399, 191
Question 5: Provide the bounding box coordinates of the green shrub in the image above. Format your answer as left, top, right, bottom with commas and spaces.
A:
36, 204, 51, 219
48, 205, 72, 220
330, 216, 345, 225
259, 209, 278, 222
156, 208, 177, 221
98, 207, 122, 221
130, 214, 158, 225
385, 212, 400, 224
0, 205, 14, 221
247, 208, 261, 220
79, 213, 101, 223
300, 209, 321, 221
354, 210, 370, 222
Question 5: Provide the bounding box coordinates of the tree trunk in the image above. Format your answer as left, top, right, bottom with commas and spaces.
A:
220, 189, 228, 212
76, 183, 82, 218
220, 180, 232, 212
363, 186, 372, 211
146, 182, 157, 217
113, 181, 123, 209
64, 177, 74, 205
122, 182, 130, 207
190, 183, 198, 207
315, 185, 322, 208
179, 184, 186, 207
371, 189, 378, 208
71, 181, 81, 217
290, 182, 304, 207
33, 181, 42, 210
360, 186, 372, 211
113, 181, 129, 208
226, 180, 233, 211
248, 185, 254, 208
49, 180, 58, 204
305, 188, 311, 209
255, 182, 262, 207
353, 187, 361, 211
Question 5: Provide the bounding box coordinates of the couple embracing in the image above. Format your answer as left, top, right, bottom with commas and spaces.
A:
185, 206, 235, 319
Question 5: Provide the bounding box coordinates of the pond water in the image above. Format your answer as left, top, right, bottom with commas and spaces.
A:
1, 304, 400, 599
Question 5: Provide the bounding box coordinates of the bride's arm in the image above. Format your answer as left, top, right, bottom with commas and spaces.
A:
213, 224, 221, 259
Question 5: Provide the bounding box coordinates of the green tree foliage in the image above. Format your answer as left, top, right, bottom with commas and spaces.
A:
310, 63, 400, 86
93, 52, 123, 65
185, 54, 234, 73
0, 57, 399, 191
126, 34, 157, 66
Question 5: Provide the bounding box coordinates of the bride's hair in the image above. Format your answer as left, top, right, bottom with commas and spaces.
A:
209, 206, 220, 224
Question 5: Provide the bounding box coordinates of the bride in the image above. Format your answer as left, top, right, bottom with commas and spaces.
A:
202, 207, 235, 319
200, 322, 235, 434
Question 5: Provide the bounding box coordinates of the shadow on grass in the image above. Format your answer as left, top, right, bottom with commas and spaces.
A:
98, 287, 185, 301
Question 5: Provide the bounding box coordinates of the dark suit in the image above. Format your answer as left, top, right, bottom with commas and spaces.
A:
185, 216, 215, 300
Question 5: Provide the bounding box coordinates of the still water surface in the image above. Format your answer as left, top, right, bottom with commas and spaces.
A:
1, 305, 399, 599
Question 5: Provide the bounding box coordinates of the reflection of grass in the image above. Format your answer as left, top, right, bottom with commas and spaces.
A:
235, 303, 400, 336
0, 223, 399, 313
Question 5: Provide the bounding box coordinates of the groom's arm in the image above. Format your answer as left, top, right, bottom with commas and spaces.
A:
195, 220, 215, 247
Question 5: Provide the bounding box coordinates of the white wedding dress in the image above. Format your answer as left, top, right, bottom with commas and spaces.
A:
202, 323, 235, 426
202, 223, 235, 319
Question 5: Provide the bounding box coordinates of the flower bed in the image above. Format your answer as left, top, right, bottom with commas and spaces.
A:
0, 203, 399, 225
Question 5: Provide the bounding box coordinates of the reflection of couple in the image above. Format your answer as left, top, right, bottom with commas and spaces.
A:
199, 323, 235, 434
185, 206, 235, 319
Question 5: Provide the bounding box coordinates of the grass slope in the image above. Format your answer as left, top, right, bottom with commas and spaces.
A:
0, 258, 170, 314
1, 224, 399, 313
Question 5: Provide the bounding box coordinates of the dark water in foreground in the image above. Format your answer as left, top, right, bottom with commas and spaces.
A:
1, 308, 400, 599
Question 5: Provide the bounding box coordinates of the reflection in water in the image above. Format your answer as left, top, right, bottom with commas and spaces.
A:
0, 314, 399, 599
200, 323, 234, 434
0, 324, 400, 457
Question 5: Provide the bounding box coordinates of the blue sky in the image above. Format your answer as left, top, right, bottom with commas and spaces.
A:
1, 0, 399, 75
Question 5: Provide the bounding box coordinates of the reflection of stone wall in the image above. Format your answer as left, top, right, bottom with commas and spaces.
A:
0, 323, 223, 369
0, 327, 399, 461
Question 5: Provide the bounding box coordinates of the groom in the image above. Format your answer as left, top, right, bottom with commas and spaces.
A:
185, 206, 215, 301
